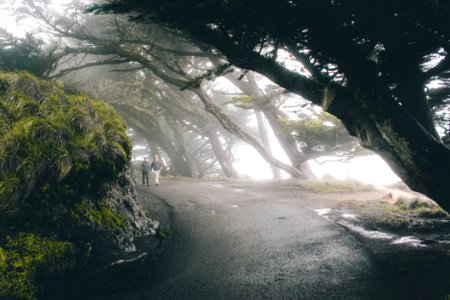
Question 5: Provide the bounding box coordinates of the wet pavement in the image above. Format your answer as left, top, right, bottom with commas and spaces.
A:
86, 179, 450, 300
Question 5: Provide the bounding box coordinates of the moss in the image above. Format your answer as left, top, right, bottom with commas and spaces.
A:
0, 233, 73, 300
72, 200, 124, 229
156, 229, 170, 240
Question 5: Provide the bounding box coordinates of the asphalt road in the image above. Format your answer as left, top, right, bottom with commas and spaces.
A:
92, 179, 411, 300
78, 176, 450, 300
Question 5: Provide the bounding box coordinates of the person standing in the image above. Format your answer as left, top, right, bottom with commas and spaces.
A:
150, 154, 163, 186
141, 157, 150, 186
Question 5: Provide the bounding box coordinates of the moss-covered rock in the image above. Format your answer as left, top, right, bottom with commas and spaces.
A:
0, 72, 158, 299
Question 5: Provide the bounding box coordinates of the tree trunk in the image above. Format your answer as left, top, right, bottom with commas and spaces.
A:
206, 128, 238, 178
225, 72, 302, 176
167, 120, 196, 177
255, 111, 282, 179
261, 104, 305, 168
115, 104, 192, 177
189, 27, 450, 211
194, 86, 304, 178
327, 87, 450, 212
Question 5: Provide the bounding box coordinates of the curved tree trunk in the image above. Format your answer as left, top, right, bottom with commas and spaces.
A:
226, 72, 307, 173
185, 26, 450, 211
195, 86, 304, 178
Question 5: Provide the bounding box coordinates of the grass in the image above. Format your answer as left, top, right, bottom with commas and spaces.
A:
335, 195, 449, 233
298, 179, 374, 193
0, 71, 131, 215
395, 197, 448, 219
0, 71, 132, 298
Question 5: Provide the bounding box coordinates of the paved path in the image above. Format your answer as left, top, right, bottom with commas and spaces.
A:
98, 179, 402, 300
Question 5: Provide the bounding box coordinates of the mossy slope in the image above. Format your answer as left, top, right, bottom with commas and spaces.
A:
0, 72, 158, 299
0, 71, 130, 215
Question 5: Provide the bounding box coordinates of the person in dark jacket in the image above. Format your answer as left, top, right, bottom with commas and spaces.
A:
141, 156, 150, 186
150, 154, 163, 186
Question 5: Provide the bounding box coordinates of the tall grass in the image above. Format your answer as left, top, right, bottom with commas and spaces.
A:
0, 71, 131, 216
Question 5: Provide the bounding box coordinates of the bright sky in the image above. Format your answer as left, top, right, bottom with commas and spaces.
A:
0, 0, 74, 37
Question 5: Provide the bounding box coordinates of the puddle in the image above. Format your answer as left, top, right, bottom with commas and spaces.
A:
232, 189, 245, 193
342, 213, 357, 220
212, 184, 224, 188
340, 222, 394, 240
391, 236, 424, 247
231, 205, 239, 208
339, 221, 426, 247
437, 240, 450, 244
110, 252, 148, 266
316, 209, 430, 248
314, 208, 331, 217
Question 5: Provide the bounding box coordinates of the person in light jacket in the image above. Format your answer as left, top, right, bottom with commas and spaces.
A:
150, 154, 163, 186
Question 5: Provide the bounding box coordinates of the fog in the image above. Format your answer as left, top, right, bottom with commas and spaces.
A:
0, 0, 402, 185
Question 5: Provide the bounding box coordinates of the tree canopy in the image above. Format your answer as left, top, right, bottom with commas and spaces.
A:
86, 0, 450, 211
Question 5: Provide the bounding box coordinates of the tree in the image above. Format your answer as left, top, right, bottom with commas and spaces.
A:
224, 70, 364, 177
88, 0, 450, 212
8, 0, 309, 178
0, 29, 60, 76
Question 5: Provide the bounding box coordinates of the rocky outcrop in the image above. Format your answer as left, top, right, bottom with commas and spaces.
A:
72, 164, 159, 261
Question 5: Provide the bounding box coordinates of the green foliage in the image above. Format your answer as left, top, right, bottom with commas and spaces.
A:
280, 112, 356, 153
0, 233, 73, 300
0, 71, 131, 216
298, 179, 374, 193
0, 30, 58, 77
